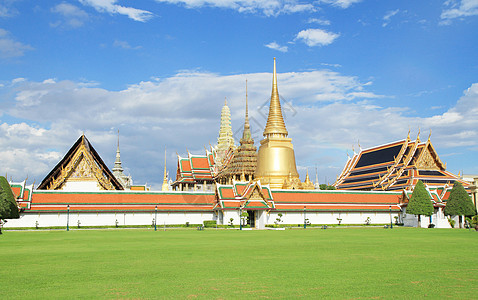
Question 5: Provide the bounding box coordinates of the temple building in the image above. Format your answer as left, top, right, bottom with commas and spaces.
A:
4, 58, 473, 230
334, 131, 469, 192
171, 149, 217, 192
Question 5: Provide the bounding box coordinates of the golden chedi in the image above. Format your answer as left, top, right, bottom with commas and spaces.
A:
255, 58, 301, 189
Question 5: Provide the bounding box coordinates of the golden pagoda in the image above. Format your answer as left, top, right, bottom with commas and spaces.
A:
217, 80, 257, 183
255, 58, 300, 189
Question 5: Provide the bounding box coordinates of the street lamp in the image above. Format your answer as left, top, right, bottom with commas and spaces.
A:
155, 205, 157, 231
67, 205, 70, 231
304, 206, 307, 229
239, 207, 242, 230
389, 205, 393, 229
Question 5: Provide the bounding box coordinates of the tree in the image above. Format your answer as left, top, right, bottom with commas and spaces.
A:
0, 176, 20, 234
319, 184, 336, 190
444, 181, 477, 228
407, 180, 434, 228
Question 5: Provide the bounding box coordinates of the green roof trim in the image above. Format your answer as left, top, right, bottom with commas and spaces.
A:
272, 190, 401, 196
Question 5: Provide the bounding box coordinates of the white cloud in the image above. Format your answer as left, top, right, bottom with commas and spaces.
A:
79, 0, 153, 22
2, 68, 380, 184
265, 41, 288, 52
317, 0, 362, 9
51, 2, 89, 28
113, 40, 142, 50
3, 70, 478, 187
441, 0, 478, 23
295, 28, 339, 47
0, 1, 18, 18
308, 18, 331, 25
0, 29, 33, 59
383, 9, 399, 27
155, 0, 315, 16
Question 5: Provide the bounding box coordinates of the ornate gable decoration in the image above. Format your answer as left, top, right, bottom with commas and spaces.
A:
248, 184, 265, 201
38, 135, 123, 190
415, 142, 445, 171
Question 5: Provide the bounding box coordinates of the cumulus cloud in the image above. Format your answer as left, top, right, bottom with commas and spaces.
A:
382, 9, 399, 27
2, 68, 380, 184
0, 1, 18, 18
317, 0, 362, 9
155, 0, 315, 16
295, 28, 339, 47
3, 70, 478, 187
79, 0, 153, 22
0, 28, 33, 59
441, 0, 478, 23
264, 41, 288, 52
308, 18, 331, 25
51, 2, 89, 28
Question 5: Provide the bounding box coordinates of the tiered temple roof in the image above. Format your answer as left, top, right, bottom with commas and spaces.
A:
214, 180, 274, 211
172, 148, 217, 189
334, 132, 469, 191
9, 179, 33, 210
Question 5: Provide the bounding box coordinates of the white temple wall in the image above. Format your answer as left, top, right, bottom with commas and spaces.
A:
4, 211, 215, 228
267, 211, 398, 226
6, 209, 454, 228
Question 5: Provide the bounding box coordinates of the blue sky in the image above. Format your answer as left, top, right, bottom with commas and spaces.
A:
1, 0, 477, 188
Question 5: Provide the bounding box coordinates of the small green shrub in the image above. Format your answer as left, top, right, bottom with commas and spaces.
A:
203, 220, 216, 228
448, 218, 455, 228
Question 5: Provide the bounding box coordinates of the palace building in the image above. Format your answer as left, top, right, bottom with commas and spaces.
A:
4, 59, 470, 229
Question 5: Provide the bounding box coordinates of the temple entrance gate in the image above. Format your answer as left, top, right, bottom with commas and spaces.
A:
247, 210, 256, 228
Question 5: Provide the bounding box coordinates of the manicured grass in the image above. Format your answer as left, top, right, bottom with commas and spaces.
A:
1, 227, 477, 298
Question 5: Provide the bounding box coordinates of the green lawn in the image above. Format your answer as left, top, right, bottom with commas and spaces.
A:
1, 227, 477, 299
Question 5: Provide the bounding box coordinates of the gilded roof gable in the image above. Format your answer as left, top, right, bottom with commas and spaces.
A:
37, 135, 124, 190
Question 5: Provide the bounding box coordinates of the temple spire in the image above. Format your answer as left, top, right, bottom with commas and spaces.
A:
263, 57, 288, 137
215, 97, 235, 166
161, 147, 169, 191
111, 130, 132, 188
241, 80, 252, 141
112, 130, 123, 174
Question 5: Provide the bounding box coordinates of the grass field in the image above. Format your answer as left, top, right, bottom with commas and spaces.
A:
1, 227, 477, 299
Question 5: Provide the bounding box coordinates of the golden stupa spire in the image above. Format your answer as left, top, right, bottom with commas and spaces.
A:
242, 79, 252, 141
161, 147, 169, 191
263, 57, 288, 137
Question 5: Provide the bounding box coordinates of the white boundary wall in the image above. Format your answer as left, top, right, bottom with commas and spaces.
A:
5, 211, 216, 228
5, 210, 403, 228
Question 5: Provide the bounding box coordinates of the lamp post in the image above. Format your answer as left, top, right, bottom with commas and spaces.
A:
304, 206, 307, 229
67, 205, 70, 231
389, 205, 393, 229
154, 205, 157, 231
239, 207, 242, 230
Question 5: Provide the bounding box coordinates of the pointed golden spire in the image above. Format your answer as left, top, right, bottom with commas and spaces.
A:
263, 58, 288, 137
162, 147, 169, 191
241, 79, 252, 142
305, 169, 311, 183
